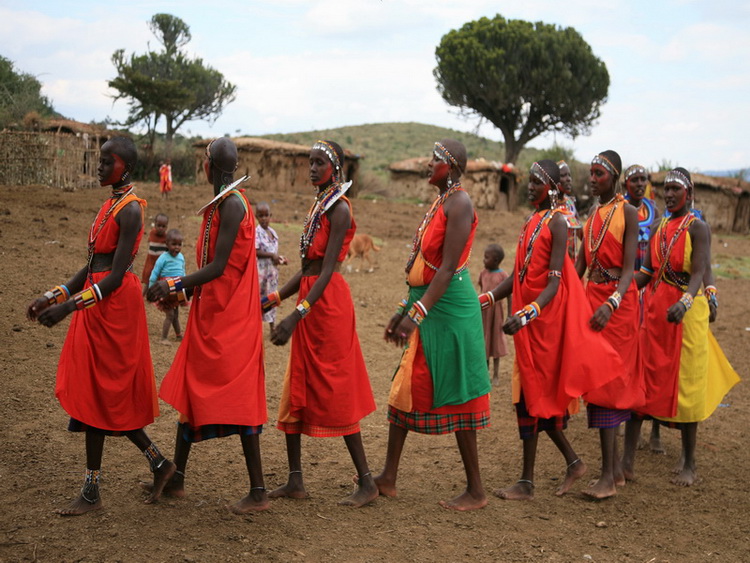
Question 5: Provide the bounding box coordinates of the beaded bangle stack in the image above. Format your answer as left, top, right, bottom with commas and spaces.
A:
396, 298, 408, 316
639, 265, 654, 278
678, 292, 694, 311
166, 277, 183, 293
704, 285, 718, 309
261, 291, 282, 312
547, 269, 562, 278
514, 301, 540, 326
604, 291, 622, 312
479, 291, 495, 311
73, 284, 102, 310
296, 299, 311, 319
44, 285, 70, 306
407, 300, 428, 326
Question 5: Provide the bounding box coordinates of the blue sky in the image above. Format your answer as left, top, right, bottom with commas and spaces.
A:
1, 0, 749, 172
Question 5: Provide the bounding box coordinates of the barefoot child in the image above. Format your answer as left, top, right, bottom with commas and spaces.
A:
482, 160, 621, 500
262, 140, 378, 508
140, 213, 168, 293
148, 137, 269, 514
27, 136, 175, 515
255, 202, 286, 331
478, 243, 509, 386
377, 140, 490, 511
149, 228, 186, 344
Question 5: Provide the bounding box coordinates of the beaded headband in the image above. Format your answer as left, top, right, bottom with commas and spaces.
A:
624, 165, 647, 182
311, 140, 342, 175
530, 162, 558, 189
664, 169, 692, 191
434, 142, 460, 171
591, 154, 620, 177
557, 160, 568, 169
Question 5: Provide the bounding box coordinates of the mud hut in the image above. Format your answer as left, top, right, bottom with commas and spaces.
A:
0, 118, 107, 188
192, 137, 362, 196
650, 171, 750, 233
388, 157, 519, 210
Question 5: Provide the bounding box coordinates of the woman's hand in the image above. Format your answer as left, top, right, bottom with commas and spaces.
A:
27, 296, 50, 321
589, 303, 613, 331
270, 313, 300, 346
146, 280, 169, 302
667, 301, 687, 324
388, 315, 417, 348
502, 315, 523, 335
37, 301, 74, 328
384, 313, 405, 343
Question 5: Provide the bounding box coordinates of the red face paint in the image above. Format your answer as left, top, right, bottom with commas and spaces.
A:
428, 160, 450, 186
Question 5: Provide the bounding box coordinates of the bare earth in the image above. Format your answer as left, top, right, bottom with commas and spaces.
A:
1, 181, 748, 562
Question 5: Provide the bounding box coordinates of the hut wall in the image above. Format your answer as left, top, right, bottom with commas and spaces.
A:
388, 169, 510, 211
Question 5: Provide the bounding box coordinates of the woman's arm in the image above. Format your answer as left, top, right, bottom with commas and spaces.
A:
667, 220, 708, 324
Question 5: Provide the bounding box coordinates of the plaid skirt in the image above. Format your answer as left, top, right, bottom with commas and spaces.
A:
515, 394, 569, 440
276, 420, 361, 438
387, 405, 490, 435
587, 404, 631, 429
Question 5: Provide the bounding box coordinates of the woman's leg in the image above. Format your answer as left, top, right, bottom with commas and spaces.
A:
439, 430, 487, 511
340, 432, 378, 507
56, 430, 105, 516
268, 433, 307, 499
374, 423, 408, 497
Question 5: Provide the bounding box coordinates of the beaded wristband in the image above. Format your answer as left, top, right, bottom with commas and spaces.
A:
166, 277, 184, 294
704, 285, 718, 309
607, 290, 622, 311
479, 291, 495, 311
175, 289, 188, 303
73, 284, 101, 310
261, 291, 281, 312
44, 284, 70, 306
639, 265, 654, 277
396, 298, 408, 316
296, 299, 311, 319
514, 301, 540, 327
407, 300, 428, 326
678, 292, 694, 311
547, 270, 562, 278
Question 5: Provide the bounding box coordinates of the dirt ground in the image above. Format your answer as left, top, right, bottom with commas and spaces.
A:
0, 180, 748, 563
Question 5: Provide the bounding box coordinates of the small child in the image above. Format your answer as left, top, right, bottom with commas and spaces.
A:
478, 243, 509, 386
254, 202, 286, 331
141, 213, 169, 293
149, 228, 186, 344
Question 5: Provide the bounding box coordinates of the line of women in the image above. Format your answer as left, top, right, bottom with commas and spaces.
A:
29, 136, 739, 516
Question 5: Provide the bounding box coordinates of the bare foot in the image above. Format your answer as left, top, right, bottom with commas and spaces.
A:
268, 482, 308, 499
492, 376, 501, 387
373, 472, 397, 498
582, 476, 617, 500
56, 494, 102, 516
650, 436, 666, 454
556, 459, 587, 496
672, 454, 686, 474
622, 464, 636, 483
144, 460, 176, 504
494, 480, 534, 501
671, 465, 697, 487
439, 490, 487, 511
339, 475, 379, 507
140, 469, 185, 499
228, 489, 270, 514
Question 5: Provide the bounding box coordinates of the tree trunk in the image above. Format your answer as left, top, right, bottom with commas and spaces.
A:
165, 117, 175, 160
503, 137, 523, 212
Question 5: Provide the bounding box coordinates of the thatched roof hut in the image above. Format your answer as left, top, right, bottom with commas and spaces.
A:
388, 157, 519, 210
193, 137, 363, 196
650, 171, 750, 233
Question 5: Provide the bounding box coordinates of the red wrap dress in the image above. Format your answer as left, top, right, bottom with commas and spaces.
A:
277, 197, 376, 437
581, 195, 645, 427
56, 191, 159, 433
510, 209, 622, 434
159, 189, 267, 441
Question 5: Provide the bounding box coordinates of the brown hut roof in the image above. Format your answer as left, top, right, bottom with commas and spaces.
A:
651, 170, 750, 196
41, 118, 106, 136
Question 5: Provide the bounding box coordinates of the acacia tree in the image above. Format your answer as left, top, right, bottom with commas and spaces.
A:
108, 13, 236, 159
434, 15, 609, 204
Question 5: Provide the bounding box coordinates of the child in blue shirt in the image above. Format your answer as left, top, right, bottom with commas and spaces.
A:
149, 228, 186, 344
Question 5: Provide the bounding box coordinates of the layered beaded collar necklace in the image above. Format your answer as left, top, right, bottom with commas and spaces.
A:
517, 208, 555, 283
87, 184, 134, 279
405, 182, 461, 274
299, 180, 352, 259
653, 213, 694, 291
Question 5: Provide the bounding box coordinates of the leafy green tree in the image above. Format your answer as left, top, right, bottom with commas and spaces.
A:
0, 55, 57, 129
434, 15, 609, 167
108, 13, 236, 158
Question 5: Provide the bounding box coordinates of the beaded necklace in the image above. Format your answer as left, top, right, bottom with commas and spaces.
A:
404, 182, 462, 274
86, 185, 134, 275
585, 194, 623, 282
299, 181, 349, 259
198, 188, 247, 268
652, 214, 694, 291
517, 209, 554, 283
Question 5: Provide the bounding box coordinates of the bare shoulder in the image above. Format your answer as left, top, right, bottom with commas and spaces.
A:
444, 189, 473, 216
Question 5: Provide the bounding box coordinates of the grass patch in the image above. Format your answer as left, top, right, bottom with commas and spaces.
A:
713, 254, 750, 280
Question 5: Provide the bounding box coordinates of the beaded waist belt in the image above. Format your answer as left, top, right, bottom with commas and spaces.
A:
588, 265, 621, 284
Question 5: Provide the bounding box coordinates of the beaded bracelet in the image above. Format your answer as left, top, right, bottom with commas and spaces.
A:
547, 270, 562, 278
407, 300, 428, 326
514, 301, 540, 327
166, 277, 184, 294
678, 292, 694, 311
295, 299, 311, 319
639, 265, 654, 277
607, 290, 622, 311
704, 285, 718, 309
261, 291, 281, 312
44, 284, 70, 306
73, 284, 101, 310
396, 298, 408, 316
479, 291, 495, 311
175, 289, 188, 303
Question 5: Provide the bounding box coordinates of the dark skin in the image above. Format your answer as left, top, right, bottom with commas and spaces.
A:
629, 180, 708, 487
376, 148, 488, 511
485, 174, 587, 500
146, 139, 269, 514
266, 149, 378, 508
574, 162, 638, 499
27, 140, 175, 515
